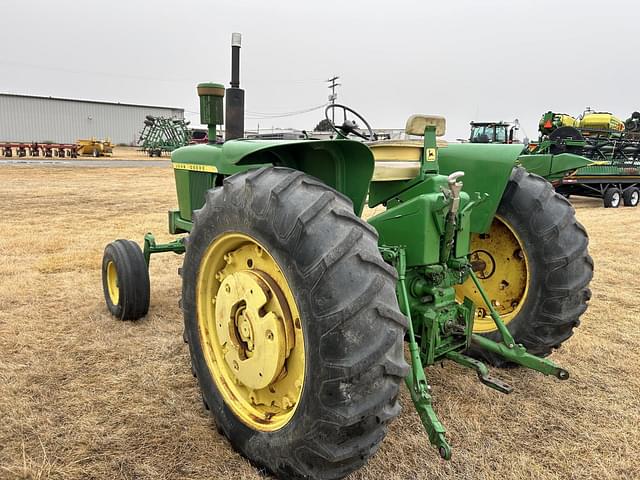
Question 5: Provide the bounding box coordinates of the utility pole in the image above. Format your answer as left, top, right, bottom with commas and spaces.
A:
326, 75, 340, 124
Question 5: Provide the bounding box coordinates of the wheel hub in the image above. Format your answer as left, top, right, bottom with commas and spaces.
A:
215, 270, 294, 391
196, 233, 305, 431
455, 216, 529, 333
469, 250, 496, 280
106, 260, 119, 305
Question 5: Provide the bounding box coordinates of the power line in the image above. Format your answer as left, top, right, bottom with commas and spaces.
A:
245, 103, 328, 119
326, 76, 340, 123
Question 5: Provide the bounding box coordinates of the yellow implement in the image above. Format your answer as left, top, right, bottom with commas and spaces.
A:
76, 137, 113, 157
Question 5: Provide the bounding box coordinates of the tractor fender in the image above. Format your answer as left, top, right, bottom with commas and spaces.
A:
173, 139, 374, 216
438, 143, 524, 233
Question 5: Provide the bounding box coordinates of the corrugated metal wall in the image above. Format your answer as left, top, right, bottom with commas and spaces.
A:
0, 94, 184, 145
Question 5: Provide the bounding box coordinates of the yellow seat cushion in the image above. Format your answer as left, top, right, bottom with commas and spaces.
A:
369, 140, 447, 181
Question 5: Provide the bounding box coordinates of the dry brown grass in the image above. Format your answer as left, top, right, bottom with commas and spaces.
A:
0, 166, 638, 480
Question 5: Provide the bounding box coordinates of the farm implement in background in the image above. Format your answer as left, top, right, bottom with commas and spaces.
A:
100, 34, 593, 480
1, 137, 113, 158
76, 138, 113, 157
1, 141, 79, 158
137, 115, 192, 157
531, 110, 640, 207
464, 119, 592, 184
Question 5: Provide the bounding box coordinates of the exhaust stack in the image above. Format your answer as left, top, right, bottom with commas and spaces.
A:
225, 32, 245, 141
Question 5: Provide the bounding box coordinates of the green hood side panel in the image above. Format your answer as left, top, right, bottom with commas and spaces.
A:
438, 144, 523, 233
172, 139, 374, 216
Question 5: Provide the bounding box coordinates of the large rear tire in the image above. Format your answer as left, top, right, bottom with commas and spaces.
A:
459, 167, 593, 365
182, 167, 408, 480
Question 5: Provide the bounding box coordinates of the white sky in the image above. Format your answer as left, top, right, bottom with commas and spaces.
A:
1, 0, 638, 140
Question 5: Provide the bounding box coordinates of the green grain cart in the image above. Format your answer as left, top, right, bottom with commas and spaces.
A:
101, 36, 592, 480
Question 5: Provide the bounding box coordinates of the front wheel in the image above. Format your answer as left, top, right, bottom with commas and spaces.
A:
182, 167, 408, 480
457, 167, 593, 365
101, 240, 150, 320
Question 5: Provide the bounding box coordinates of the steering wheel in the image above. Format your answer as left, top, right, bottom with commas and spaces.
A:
324, 104, 376, 141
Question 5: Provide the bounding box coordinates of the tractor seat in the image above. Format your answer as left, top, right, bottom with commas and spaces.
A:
369, 139, 447, 181
369, 114, 447, 182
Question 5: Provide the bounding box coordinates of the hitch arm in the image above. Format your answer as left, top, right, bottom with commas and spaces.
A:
389, 247, 452, 460
468, 270, 569, 380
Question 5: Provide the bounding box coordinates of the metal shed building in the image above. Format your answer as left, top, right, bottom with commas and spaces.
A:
0, 93, 184, 145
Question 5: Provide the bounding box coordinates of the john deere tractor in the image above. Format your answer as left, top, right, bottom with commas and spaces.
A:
101, 36, 592, 480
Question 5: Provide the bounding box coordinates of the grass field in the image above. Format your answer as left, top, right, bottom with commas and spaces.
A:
0, 165, 638, 480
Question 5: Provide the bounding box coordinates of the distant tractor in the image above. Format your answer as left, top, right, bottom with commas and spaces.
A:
469, 120, 522, 144
101, 35, 592, 480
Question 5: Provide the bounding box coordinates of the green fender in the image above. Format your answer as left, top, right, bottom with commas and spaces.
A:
438, 143, 523, 234
171, 139, 374, 217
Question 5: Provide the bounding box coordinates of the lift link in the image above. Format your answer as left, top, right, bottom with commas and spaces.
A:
467, 270, 570, 380
383, 246, 452, 460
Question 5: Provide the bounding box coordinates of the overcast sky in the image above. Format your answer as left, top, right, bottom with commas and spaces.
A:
1, 0, 638, 140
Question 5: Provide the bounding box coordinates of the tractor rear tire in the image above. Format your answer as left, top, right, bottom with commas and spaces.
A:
623, 187, 639, 207
603, 188, 622, 208
101, 239, 150, 320
467, 167, 593, 366
182, 167, 408, 480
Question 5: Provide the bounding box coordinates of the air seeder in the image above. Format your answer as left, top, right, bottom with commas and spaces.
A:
101, 35, 592, 480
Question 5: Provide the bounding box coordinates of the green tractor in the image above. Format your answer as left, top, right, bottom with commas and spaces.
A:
101, 38, 592, 480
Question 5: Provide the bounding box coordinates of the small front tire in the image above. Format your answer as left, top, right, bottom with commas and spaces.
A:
102, 239, 150, 320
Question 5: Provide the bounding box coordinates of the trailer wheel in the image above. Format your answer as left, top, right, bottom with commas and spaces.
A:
623, 187, 639, 207
457, 167, 592, 365
182, 167, 408, 480
603, 188, 622, 208
101, 240, 150, 320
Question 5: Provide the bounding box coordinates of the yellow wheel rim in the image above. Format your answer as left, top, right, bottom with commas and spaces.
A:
106, 260, 120, 305
196, 232, 305, 431
455, 216, 529, 333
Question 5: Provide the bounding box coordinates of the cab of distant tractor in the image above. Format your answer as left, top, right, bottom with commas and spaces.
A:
469, 120, 521, 144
